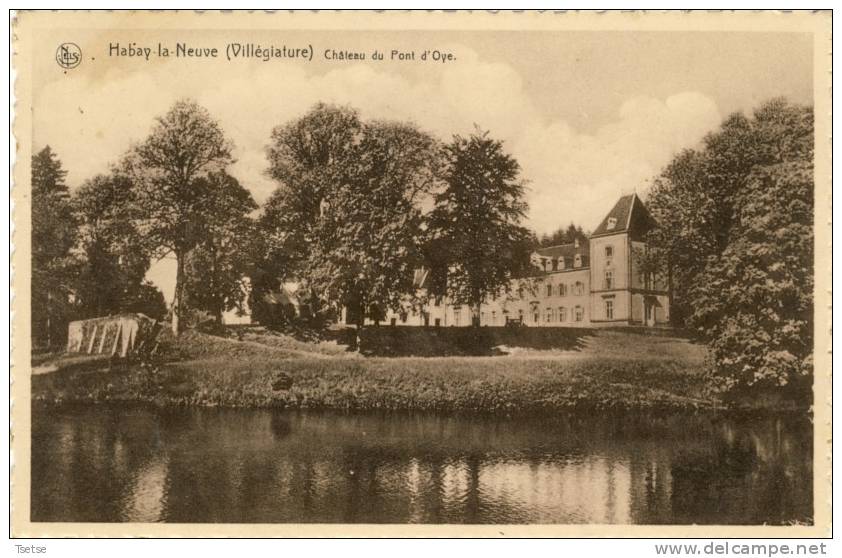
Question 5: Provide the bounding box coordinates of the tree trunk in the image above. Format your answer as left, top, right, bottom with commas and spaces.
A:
172, 251, 185, 335
46, 290, 52, 349
472, 301, 481, 327
353, 296, 366, 352
667, 257, 676, 328
356, 296, 366, 330
212, 246, 223, 326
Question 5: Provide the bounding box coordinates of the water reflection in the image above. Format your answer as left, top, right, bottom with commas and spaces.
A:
31, 405, 812, 524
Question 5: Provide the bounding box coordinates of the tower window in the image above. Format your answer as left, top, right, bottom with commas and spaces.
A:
605, 245, 613, 258
605, 300, 614, 320
605, 270, 614, 289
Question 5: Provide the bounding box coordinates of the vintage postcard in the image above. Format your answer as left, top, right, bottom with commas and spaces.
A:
10, 10, 832, 537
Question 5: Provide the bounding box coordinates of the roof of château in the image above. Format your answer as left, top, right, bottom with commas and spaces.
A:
535, 239, 589, 260
590, 193, 657, 238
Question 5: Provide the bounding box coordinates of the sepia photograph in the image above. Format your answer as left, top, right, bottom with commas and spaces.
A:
10, 10, 832, 538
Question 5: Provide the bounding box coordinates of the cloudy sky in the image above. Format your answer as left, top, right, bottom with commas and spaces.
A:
31, 29, 813, 301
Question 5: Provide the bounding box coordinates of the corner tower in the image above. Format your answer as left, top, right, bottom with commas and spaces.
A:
588, 193, 669, 327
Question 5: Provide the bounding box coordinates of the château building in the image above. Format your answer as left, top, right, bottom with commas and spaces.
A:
365, 193, 670, 328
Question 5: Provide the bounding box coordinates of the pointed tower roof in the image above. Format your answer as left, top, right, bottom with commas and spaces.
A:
590, 193, 657, 239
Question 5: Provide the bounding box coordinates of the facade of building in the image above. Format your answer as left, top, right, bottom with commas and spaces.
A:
371, 193, 670, 328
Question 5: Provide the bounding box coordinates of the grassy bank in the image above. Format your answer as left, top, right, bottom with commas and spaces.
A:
31, 326, 726, 414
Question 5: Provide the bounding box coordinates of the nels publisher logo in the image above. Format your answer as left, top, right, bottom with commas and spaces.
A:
56, 42, 81, 69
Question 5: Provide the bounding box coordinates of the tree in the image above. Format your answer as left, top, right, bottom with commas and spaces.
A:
536, 222, 588, 248
183, 171, 257, 324
429, 129, 533, 325
31, 146, 79, 348
644, 98, 814, 391
73, 173, 152, 319
646, 99, 813, 326
263, 104, 442, 328
121, 99, 234, 334
692, 160, 813, 390
254, 103, 362, 316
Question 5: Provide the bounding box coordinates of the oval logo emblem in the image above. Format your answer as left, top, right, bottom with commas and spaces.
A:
56, 43, 82, 69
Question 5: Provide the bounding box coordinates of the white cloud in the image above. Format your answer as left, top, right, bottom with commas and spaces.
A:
515, 91, 721, 234
32, 47, 721, 301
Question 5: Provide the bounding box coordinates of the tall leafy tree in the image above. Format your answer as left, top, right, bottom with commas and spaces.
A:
429, 129, 533, 325
73, 173, 152, 318
647, 99, 813, 326
255, 103, 362, 312
262, 103, 442, 326
693, 160, 813, 390
183, 171, 257, 324
121, 99, 234, 334
31, 146, 78, 348
645, 98, 814, 390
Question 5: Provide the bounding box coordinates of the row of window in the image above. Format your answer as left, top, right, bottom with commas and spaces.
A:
441, 301, 614, 326
542, 271, 616, 296
535, 281, 587, 298
540, 254, 584, 272
408, 305, 612, 327
539, 306, 586, 323
467, 306, 588, 325
538, 245, 615, 272
540, 300, 612, 323
537, 270, 658, 297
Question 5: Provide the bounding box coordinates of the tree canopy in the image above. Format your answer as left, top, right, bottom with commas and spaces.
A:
646, 98, 814, 391
535, 223, 588, 248
73, 173, 154, 319
121, 99, 236, 333
261, 103, 442, 326
183, 171, 257, 324
429, 129, 533, 323
31, 146, 79, 347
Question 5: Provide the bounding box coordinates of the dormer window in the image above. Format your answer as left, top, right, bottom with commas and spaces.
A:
574, 254, 582, 268
607, 217, 618, 230
574, 238, 580, 248
558, 257, 565, 270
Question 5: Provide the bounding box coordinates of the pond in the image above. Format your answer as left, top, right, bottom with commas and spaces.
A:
31, 405, 813, 524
